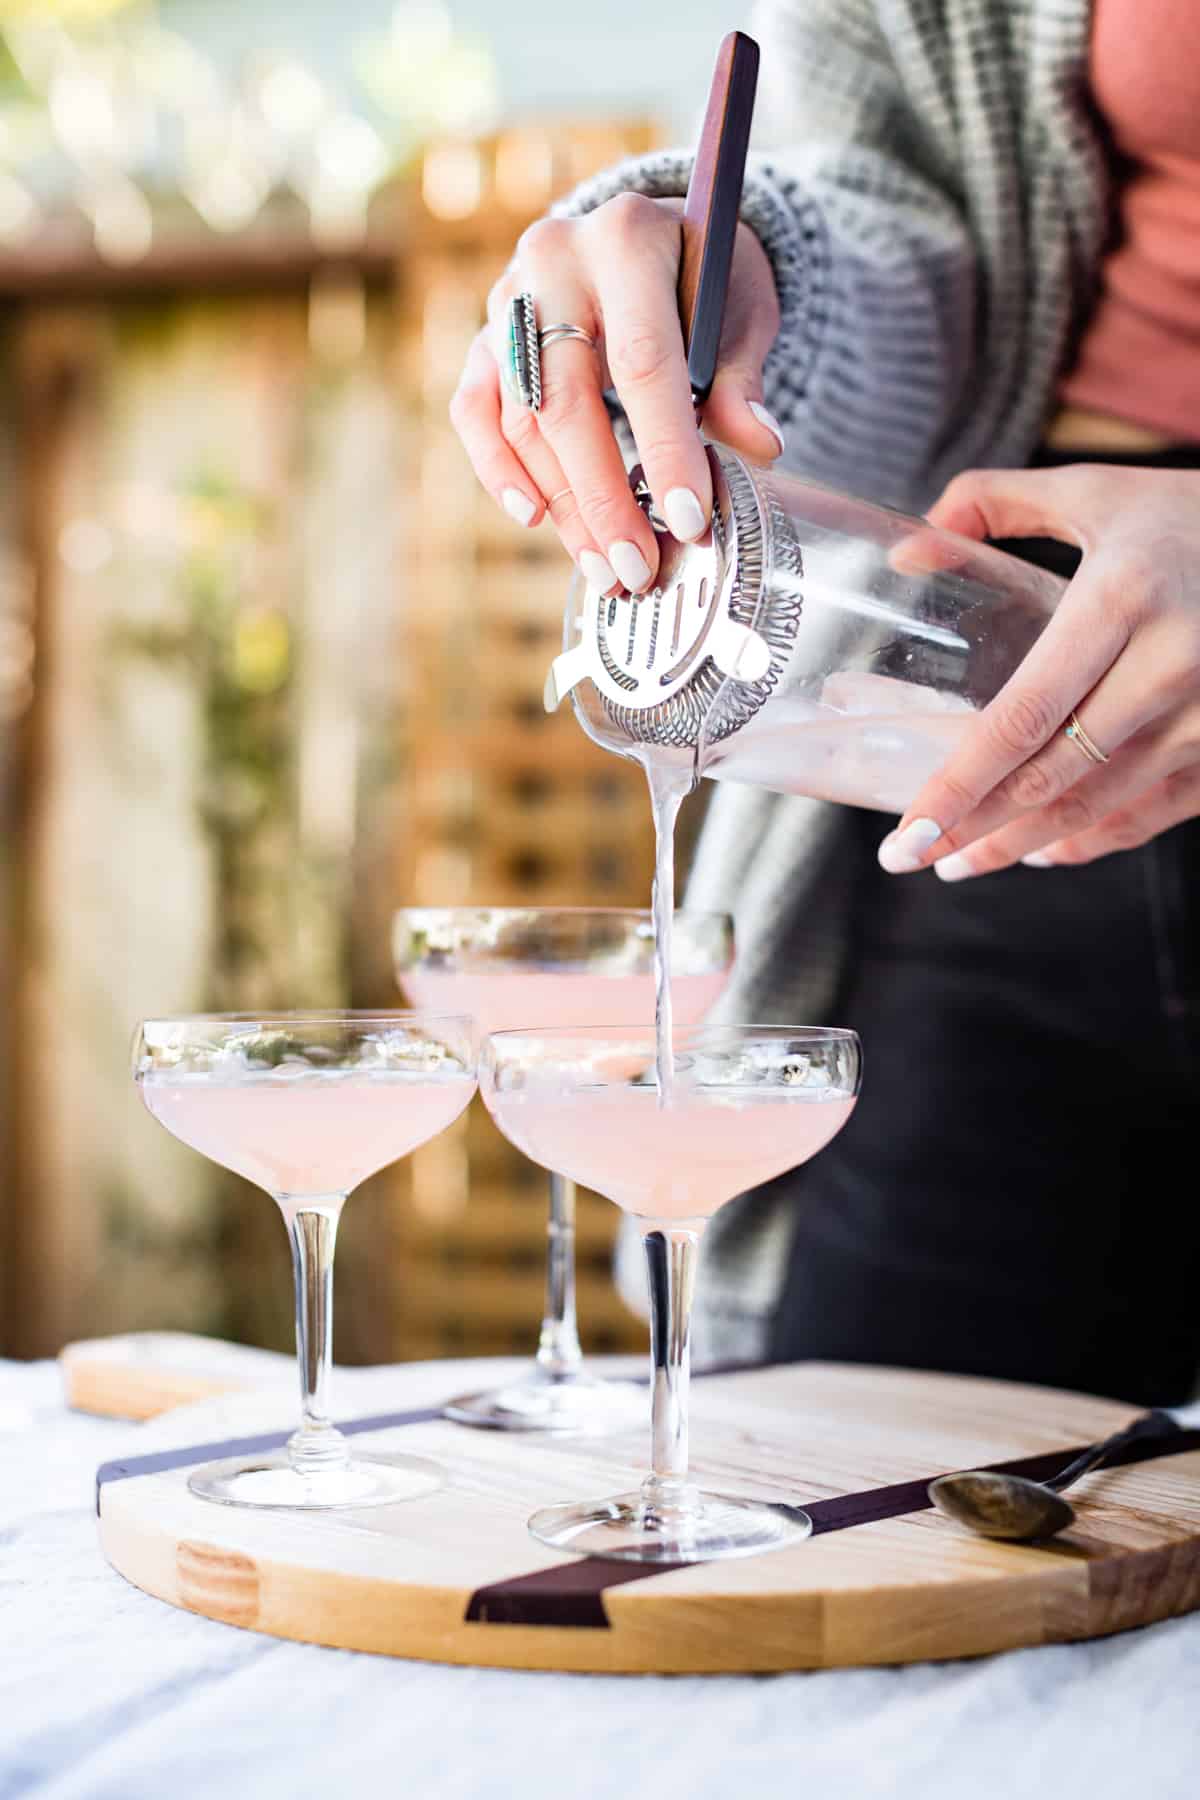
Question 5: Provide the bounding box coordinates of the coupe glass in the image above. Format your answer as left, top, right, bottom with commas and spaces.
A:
133, 1011, 476, 1509
393, 907, 734, 1433
481, 1024, 861, 1561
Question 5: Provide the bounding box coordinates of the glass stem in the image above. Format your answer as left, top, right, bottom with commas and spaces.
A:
283, 1198, 349, 1478
641, 1224, 700, 1518
535, 1172, 583, 1379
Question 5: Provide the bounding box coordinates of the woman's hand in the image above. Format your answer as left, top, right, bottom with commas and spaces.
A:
877, 463, 1200, 877
449, 193, 785, 595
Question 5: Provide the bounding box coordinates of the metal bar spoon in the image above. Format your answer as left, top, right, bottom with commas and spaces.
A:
929, 1408, 1181, 1541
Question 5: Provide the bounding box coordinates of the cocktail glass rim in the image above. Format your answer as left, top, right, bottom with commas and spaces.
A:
484, 1021, 859, 1044
136, 1008, 475, 1028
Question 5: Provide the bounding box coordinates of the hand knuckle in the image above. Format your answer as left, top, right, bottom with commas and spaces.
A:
598, 190, 661, 243
1102, 808, 1147, 851
1111, 547, 1173, 621
935, 773, 983, 821
1046, 790, 1096, 837
988, 688, 1058, 758
516, 215, 569, 267
575, 486, 631, 537
538, 377, 592, 433
1002, 755, 1061, 810
502, 408, 539, 455
1154, 642, 1200, 706
609, 324, 676, 390
635, 430, 699, 473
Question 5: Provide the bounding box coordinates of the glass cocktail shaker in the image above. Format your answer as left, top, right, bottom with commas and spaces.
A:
545, 444, 1066, 815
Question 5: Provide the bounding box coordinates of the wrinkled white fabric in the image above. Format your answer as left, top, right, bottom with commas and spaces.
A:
2, 1358, 1198, 1800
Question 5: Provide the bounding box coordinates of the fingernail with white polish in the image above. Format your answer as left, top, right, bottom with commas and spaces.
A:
663, 487, 707, 542
608, 540, 653, 594
877, 818, 943, 875
579, 549, 617, 592
501, 488, 536, 527
1022, 851, 1056, 869
748, 401, 786, 456
934, 851, 975, 883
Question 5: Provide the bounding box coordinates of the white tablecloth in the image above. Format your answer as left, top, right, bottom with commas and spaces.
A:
2, 1356, 1198, 1800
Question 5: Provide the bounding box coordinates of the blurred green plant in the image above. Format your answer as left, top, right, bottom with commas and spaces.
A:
102, 465, 320, 1349
105, 469, 301, 1005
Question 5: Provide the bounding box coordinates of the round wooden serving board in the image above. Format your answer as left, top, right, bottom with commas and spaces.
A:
98, 1360, 1200, 1673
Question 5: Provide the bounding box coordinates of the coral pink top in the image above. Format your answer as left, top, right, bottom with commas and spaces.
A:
1059, 0, 1200, 441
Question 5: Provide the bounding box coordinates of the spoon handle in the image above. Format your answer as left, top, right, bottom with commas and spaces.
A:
1045, 1408, 1180, 1493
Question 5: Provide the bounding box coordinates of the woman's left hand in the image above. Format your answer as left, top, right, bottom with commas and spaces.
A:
876, 462, 1200, 879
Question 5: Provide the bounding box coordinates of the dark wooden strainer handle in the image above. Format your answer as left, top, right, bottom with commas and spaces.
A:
677, 29, 760, 407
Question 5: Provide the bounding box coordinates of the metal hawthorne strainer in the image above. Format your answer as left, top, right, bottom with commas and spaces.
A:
544, 443, 804, 750
543, 32, 806, 758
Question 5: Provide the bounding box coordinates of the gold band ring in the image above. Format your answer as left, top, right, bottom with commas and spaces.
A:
547, 488, 572, 507
1064, 710, 1109, 766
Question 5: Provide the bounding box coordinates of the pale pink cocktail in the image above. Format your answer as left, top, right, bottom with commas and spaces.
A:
393, 908, 734, 1436
134, 1012, 476, 1510
399, 965, 729, 1038
140, 1068, 474, 1198
494, 1084, 856, 1225
482, 1024, 861, 1563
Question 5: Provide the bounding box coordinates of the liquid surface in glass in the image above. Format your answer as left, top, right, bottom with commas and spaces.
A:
400, 965, 728, 1039
139, 1067, 474, 1196
487, 1082, 857, 1223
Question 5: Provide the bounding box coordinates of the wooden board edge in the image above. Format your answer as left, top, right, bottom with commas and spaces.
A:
100, 1500, 1200, 1674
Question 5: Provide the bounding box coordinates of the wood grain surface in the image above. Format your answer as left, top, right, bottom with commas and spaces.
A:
97, 1359, 1200, 1673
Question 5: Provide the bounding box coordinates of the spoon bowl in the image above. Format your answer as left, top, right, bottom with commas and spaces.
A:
928, 1470, 1076, 1541
928, 1409, 1179, 1544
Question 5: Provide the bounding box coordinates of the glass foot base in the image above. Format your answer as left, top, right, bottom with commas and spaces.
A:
528, 1488, 813, 1563
187, 1451, 444, 1511
443, 1369, 643, 1435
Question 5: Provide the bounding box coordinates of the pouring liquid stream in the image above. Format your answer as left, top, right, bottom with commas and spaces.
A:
643, 755, 696, 1107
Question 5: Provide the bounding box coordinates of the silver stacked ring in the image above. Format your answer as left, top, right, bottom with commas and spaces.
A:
538, 323, 598, 352
501, 293, 597, 413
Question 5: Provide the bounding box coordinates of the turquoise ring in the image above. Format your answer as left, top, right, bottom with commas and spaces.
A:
503, 292, 542, 412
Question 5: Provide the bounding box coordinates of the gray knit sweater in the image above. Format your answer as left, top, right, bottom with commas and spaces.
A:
562, 0, 1112, 1356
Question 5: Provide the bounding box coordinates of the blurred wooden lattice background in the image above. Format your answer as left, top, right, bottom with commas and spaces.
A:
0, 122, 659, 1363
389, 123, 658, 1361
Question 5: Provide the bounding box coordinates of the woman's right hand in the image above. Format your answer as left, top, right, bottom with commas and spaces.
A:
449, 192, 786, 595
